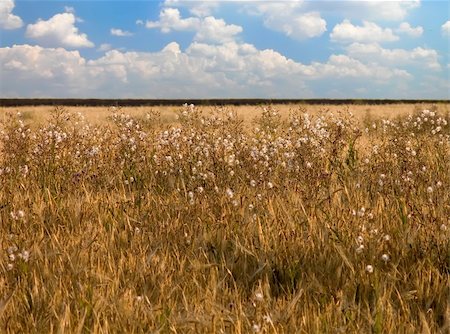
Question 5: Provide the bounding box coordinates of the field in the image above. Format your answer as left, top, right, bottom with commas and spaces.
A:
0, 103, 449, 333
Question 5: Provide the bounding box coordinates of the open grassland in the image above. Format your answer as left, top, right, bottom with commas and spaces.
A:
0, 104, 449, 333
2, 103, 449, 126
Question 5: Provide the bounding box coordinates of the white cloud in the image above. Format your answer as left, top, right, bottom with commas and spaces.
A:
346, 42, 441, 70
0, 0, 23, 30
26, 13, 94, 48
442, 21, 450, 36
163, 0, 420, 22
309, 54, 411, 81
361, 0, 420, 21
185, 41, 304, 79
244, 0, 305, 16
136, 19, 144, 26
396, 22, 423, 37
146, 8, 242, 43
146, 8, 198, 33
111, 28, 133, 37
244, 1, 327, 40
64, 6, 75, 14
164, 1, 326, 40
63, 6, 84, 23
292, 12, 327, 39
330, 20, 399, 43
163, 0, 220, 17
265, 11, 326, 40
0, 42, 415, 98
158, 1, 420, 41
0, 45, 88, 96
162, 41, 181, 54
98, 43, 112, 52
192, 16, 242, 43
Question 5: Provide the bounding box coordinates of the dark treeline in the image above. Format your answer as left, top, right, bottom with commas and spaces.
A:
0, 98, 448, 107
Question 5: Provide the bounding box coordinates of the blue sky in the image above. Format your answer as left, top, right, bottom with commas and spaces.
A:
0, 0, 449, 98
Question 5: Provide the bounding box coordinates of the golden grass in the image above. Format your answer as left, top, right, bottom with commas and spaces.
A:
0, 104, 449, 333
2, 103, 449, 126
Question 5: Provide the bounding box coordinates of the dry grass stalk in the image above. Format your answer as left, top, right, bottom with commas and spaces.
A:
0, 104, 449, 333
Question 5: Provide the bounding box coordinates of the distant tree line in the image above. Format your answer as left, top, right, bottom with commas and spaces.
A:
0, 98, 448, 107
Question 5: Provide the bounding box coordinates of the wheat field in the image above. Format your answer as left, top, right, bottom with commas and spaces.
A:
0, 104, 449, 333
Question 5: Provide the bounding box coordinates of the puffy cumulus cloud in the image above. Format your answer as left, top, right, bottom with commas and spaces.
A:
361, 0, 420, 21
396, 22, 423, 37
146, 8, 198, 32
146, 8, 242, 43
0, 42, 308, 97
442, 21, 450, 36
162, 0, 312, 22
264, 11, 326, 40
164, 0, 220, 17
163, 1, 419, 22
305, 1, 419, 22
62, 6, 84, 23
1, 45, 86, 76
330, 20, 399, 43
110, 28, 133, 37
185, 42, 305, 78
0, 43, 256, 97
161, 1, 417, 40
154, 1, 420, 41
244, 1, 327, 40
309, 54, 411, 81
0, 0, 23, 29
161, 41, 181, 54
0, 42, 416, 98
0, 44, 89, 97
26, 13, 94, 48
193, 16, 242, 44
183, 42, 405, 83
244, 0, 304, 16
346, 43, 441, 70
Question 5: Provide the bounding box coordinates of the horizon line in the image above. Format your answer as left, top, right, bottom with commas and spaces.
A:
1, 98, 449, 107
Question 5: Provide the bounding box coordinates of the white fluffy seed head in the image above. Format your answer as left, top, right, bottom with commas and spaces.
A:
19, 250, 30, 262
252, 324, 261, 333
356, 245, 364, 254
255, 292, 263, 302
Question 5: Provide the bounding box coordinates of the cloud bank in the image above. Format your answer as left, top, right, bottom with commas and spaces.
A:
26, 13, 94, 48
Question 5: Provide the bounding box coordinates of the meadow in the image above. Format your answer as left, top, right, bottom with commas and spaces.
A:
0, 103, 449, 333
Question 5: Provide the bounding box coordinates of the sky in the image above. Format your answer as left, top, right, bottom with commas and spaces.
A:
0, 0, 449, 99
